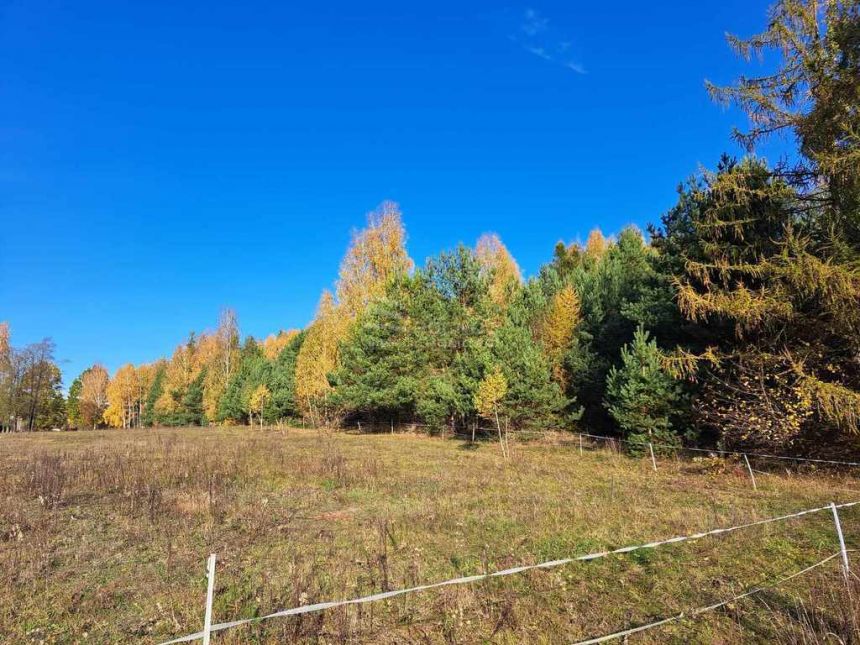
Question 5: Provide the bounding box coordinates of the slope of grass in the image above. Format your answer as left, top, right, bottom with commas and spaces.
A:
1, 426, 858, 643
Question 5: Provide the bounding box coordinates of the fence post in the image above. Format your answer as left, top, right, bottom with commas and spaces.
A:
649, 443, 657, 472
743, 454, 757, 491
579, 433, 583, 456
203, 553, 216, 645
830, 503, 851, 583
391, 419, 394, 435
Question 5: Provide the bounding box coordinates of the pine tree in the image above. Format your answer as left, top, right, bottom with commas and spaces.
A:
66, 375, 83, 428
266, 331, 305, 422
34, 364, 65, 430
491, 319, 567, 429
565, 226, 679, 429
156, 335, 201, 425
178, 369, 206, 426
333, 278, 421, 421
217, 338, 270, 424
142, 363, 166, 427
605, 326, 682, 449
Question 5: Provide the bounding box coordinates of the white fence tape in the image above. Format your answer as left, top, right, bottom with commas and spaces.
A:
157, 501, 858, 644
572, 552, 845, 644
577, 432, 860, 468
351, 424, 860, 467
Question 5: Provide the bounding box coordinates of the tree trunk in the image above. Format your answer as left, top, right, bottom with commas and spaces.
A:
494, 406, 506, 459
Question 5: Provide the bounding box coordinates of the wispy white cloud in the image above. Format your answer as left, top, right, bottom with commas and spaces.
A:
513, 8, 586, 75
521, 8, 548, 36
525, 45, 552, 61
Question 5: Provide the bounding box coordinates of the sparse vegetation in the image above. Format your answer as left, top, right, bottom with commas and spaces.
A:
1, 1, 857, 641
1, 426, 858, 643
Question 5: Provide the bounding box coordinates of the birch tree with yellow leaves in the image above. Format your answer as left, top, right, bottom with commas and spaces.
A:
203, 309, 241, 421
155, 335, 202, 423
475, 366, 510, 458
104, 363, 140, 428
262, 330, 298, 360
294, 291, 346, 424
336, 201, 413, 320
80, 364, 110, 429
295, 202, 412, 423
249, 383, 270, 429
0, 323, 11, 427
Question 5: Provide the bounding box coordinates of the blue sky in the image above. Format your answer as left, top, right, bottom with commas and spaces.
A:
1, 0, 788, 383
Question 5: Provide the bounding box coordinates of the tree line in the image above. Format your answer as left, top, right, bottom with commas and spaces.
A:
2, 0, 858, 453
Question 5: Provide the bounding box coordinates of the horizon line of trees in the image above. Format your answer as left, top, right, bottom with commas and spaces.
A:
2, 0, 857, 454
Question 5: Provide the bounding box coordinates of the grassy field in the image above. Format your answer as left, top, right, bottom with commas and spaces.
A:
1, 426, 859, 644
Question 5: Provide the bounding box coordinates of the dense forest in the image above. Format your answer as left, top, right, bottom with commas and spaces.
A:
2, 0, 858, 454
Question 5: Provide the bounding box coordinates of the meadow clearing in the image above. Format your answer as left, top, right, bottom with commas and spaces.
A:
1, 426, 858, 644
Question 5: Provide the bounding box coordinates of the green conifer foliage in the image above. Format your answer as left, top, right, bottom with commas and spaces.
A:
605, 326, 682, 450
141, 364, 165, 427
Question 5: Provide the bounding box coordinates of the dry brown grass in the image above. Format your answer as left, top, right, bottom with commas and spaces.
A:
0, 426, 858, 643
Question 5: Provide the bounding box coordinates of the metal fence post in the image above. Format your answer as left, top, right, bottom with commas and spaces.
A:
830, 503, 851, 583
743, 454, 757, 491
203, 553, 216, 645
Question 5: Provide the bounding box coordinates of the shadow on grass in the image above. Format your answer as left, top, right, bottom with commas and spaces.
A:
731, 585, 853, 642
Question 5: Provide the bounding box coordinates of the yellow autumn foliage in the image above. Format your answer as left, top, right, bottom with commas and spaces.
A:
537, 284, 581, 386
155, 340, 201, 416
474, 367, 508, 419
249, 383, 270, 417
584, 229, 608, 262
337, 201, 413, 320
262, 329, 299, 360
80, 364, 110, 429
475, 233, 522, 311
104, 363, 139, 428
295, 203, 412, 423
294, 291, 348, 422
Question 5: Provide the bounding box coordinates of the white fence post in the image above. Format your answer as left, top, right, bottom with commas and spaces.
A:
649, 443, 657, 472
743, 454, 757, 491
830, 502, 851, 583
579, 433, 583, 456
203, 553, 216, 645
